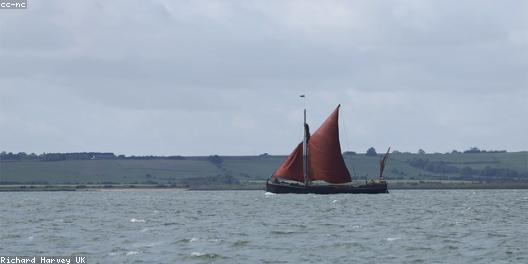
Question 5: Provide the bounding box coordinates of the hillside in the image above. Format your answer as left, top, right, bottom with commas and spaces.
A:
1, 152, 526, 188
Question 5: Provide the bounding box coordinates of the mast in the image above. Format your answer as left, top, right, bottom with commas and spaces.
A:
272, 95, 309, 184
303, 108, 310, 186
300, 94, 310, 186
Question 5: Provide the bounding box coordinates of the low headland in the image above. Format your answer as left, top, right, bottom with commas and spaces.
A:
1, 149, 527, 191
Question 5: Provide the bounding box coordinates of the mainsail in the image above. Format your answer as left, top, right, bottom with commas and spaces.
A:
272, 142, 304, 182
308, 105, 351, 183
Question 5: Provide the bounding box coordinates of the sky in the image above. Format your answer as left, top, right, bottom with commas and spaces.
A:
0, 0, 527, 156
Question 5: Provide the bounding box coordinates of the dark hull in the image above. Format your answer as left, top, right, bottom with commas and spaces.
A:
266, 180, 388, 194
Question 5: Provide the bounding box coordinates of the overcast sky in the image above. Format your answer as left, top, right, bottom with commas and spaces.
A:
0, 0, 527, 156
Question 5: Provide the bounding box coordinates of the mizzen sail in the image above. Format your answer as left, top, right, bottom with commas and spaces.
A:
308, 105, 351, 183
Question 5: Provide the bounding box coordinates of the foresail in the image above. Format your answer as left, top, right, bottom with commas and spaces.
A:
308, 105, 351, 183
273, 142, 304, 182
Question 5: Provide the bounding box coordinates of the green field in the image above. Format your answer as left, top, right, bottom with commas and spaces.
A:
0, 152, 526, 189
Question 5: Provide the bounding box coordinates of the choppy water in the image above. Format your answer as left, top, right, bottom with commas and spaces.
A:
1, 190, 527, 264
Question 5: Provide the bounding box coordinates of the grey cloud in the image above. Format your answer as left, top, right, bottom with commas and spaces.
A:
0, 0, 526, 155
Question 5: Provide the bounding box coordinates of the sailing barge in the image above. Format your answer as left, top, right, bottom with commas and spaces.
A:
266, 105, 389, 194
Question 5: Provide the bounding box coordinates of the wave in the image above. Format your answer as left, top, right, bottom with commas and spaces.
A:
171, 237, 199, 244
270, 230, 297, 235
189, 252, 225, 259
232, 240, 250, 247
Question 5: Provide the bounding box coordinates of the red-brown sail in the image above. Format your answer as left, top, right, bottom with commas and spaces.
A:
272, 142, 304, 182
379, 147, 391, 179
308, 105, 351, 183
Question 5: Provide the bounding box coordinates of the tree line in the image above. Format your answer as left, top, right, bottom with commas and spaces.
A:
406, 158, 527, 180
0, 151, 186, 161
1, 146, 511, 162
344, 147, 507, 156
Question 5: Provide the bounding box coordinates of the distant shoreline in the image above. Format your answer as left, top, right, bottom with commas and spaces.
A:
1, 181, 528, 192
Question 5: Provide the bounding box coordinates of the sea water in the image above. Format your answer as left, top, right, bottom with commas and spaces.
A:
1, 190, 527, 263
